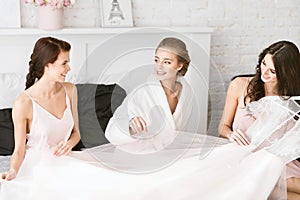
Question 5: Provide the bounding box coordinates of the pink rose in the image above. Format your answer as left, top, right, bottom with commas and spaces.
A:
37, 0, 45, 6
64, 0, 70, 7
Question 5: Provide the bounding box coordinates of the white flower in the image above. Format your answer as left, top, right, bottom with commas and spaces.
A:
24, 0, 35, 3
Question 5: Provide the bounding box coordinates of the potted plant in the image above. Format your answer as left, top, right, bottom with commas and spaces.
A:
24, 0, 76, 30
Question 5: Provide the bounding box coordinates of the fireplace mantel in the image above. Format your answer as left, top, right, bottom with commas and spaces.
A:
0, 27, 213, 35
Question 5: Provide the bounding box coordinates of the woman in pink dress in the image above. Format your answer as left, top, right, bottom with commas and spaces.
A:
219, 40, 300, 199
0, 37, 81, 195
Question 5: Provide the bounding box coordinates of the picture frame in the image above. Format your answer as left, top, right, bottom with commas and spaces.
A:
100, 0, 134, 27
0, 0, 21, 28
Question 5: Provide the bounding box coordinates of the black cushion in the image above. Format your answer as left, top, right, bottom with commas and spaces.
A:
95, 84, 127, 132
0, 108, 15, 155
231, 74, 255, 81
73, 83, 126, 150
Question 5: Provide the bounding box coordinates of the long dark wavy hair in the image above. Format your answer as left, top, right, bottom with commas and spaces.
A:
25, 37, 71, 89
245, 40, 300, 102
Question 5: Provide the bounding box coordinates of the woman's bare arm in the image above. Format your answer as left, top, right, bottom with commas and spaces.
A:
1, 94, 30, 180
218, 78, 242, 138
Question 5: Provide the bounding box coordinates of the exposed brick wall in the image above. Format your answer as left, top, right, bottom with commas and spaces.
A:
21, 0, 300, 135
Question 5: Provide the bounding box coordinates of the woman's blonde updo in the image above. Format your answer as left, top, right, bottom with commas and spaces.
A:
156, 37, 191, 76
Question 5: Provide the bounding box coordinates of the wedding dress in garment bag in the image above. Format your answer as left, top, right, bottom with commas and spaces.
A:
84, 96, 300, 200
34, 97, 300, 200
1, 96, 300, 200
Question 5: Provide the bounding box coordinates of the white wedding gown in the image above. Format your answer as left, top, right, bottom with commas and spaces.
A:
1, 96, 300, 200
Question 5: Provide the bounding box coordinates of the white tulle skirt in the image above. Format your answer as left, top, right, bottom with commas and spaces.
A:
0, 135, 287, 200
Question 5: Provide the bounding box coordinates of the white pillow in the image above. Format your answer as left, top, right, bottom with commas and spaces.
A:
0, 73, 25, 109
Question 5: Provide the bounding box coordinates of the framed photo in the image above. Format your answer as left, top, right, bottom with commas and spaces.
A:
100, 0, 133, 27
0, 0, 21, 28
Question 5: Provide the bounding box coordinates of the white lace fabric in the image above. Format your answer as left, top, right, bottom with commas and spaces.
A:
246, 96, 300, 163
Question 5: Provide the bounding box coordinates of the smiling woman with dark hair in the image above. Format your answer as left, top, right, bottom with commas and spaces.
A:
219, 40, 300, 199
0, 37, 80, 199
1, 37, 79, 181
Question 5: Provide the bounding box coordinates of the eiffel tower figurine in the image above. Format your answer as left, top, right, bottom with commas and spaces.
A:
108, 0, 125, 22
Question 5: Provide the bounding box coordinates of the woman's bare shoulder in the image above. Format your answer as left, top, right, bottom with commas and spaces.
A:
226, 76, 253, 99
13, 92, 32, 112
62, 81, 75, 88
229, 76, 252, 90
61, 82, 76, 92
61, 82, 77, 101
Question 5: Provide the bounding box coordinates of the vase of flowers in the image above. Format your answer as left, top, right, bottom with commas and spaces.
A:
24, 0, 76, 30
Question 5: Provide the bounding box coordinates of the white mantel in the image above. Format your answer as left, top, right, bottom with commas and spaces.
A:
0, 27, 213, 133
0, 27, 213, 35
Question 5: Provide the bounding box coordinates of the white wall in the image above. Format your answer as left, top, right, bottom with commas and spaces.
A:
20, 0, 300, 135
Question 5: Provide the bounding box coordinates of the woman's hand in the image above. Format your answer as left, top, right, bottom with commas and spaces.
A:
54, 141, 72, 156
227, 129, 250, 145
1, 169, 17, 181
129, 116, 147, 135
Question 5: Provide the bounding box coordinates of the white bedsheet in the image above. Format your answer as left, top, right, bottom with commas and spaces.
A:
0, 156, 11, 190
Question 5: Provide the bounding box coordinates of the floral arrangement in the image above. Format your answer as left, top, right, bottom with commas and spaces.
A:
24, 0, 76, 8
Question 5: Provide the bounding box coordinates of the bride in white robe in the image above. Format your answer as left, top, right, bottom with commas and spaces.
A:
105, 37, 201, 153
104, 76, 200, 153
